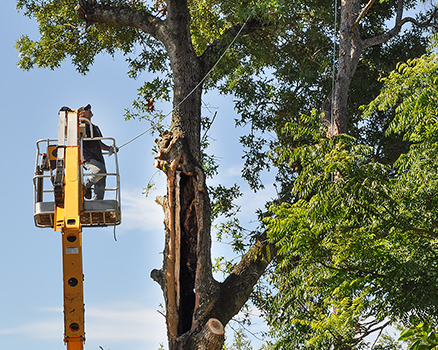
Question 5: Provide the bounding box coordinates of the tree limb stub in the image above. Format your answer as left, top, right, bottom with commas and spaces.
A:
188, 318, 225, 350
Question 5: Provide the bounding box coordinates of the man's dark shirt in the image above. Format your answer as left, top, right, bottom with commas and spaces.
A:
83, 124, 105, 164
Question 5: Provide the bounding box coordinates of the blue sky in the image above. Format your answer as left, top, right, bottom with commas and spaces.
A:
0, 1, 274, 349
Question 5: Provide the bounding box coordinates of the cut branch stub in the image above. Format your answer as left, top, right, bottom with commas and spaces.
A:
199, 318, 224, 349
187, 318, 225, 350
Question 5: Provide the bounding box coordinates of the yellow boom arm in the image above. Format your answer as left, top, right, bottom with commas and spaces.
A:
54, 111, 85, 349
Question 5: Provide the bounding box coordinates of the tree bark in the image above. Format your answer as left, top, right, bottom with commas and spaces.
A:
185, 318, 225, 350
331, 0, 362, 136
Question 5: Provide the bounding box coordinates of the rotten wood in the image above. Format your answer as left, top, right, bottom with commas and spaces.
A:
151, 131, 274, 349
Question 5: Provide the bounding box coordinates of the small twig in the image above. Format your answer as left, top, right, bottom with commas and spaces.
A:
228, 318, 265, 342
201, 111, 217, 144
201, 99, 219, 115
369, 321, 391, 348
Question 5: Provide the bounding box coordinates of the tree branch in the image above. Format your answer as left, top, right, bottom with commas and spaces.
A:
77, 0, 166, 41
360, 320, 391, 343
370, 321, 391, 348
407, 226, 438, 239
212, 232, 277, 326
351, 0, 377, 32
200, 18, 265, 73
363, 0, 438, 49
318, 259, 387, 279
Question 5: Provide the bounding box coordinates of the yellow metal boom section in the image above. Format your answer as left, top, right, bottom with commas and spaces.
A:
54, 111, 85, 349
62, 228, 85, 347
32, 109, 122, 349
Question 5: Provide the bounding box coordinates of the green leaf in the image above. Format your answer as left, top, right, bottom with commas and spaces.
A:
399, 328, 416, 341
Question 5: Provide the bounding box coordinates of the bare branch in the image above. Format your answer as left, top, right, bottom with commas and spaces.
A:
363, 1, 438, 49
359, 320, 391, 344
351, 0, 377, 32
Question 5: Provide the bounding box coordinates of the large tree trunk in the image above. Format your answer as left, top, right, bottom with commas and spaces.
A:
153, 19, 213, 339
330, 0, 429, 136
150, 2, 221, 348
152, 125, 273, 350
331, 0, 362, 136
149, 2, 273, 349
153, 132, 220, 349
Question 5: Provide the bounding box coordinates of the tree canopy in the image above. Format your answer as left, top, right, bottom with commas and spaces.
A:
262, 36, 438, 349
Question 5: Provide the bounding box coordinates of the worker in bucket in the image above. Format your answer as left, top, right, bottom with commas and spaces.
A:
79, 104, 117, 200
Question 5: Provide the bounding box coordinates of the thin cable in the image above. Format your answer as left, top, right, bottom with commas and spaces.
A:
119, 12, 253, 150
118, 123, 156, 149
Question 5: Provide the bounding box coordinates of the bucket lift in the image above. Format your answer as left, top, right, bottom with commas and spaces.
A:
33, 109, 121, 350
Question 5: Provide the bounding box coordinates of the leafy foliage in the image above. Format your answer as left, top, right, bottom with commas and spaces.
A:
399, 317, 438, 350
16, 0, 148, 73
363, 42, 438, 144
221, 2, 430, 194
224, 328, 254, 350
262, 42, 438, 348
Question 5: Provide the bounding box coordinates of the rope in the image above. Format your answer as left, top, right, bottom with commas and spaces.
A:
118, 12, 253, 150
118, 123, 156, 149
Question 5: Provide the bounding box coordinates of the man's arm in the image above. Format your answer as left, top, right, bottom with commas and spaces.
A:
100, 142, 118, 153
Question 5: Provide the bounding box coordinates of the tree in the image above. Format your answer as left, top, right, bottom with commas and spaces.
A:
15, 0, 285, 349
224, 328, 254, 350
330, 0, 438, 135
226, 0, 434, 199
218, 0, 438, 347
262, 36, 438, 349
